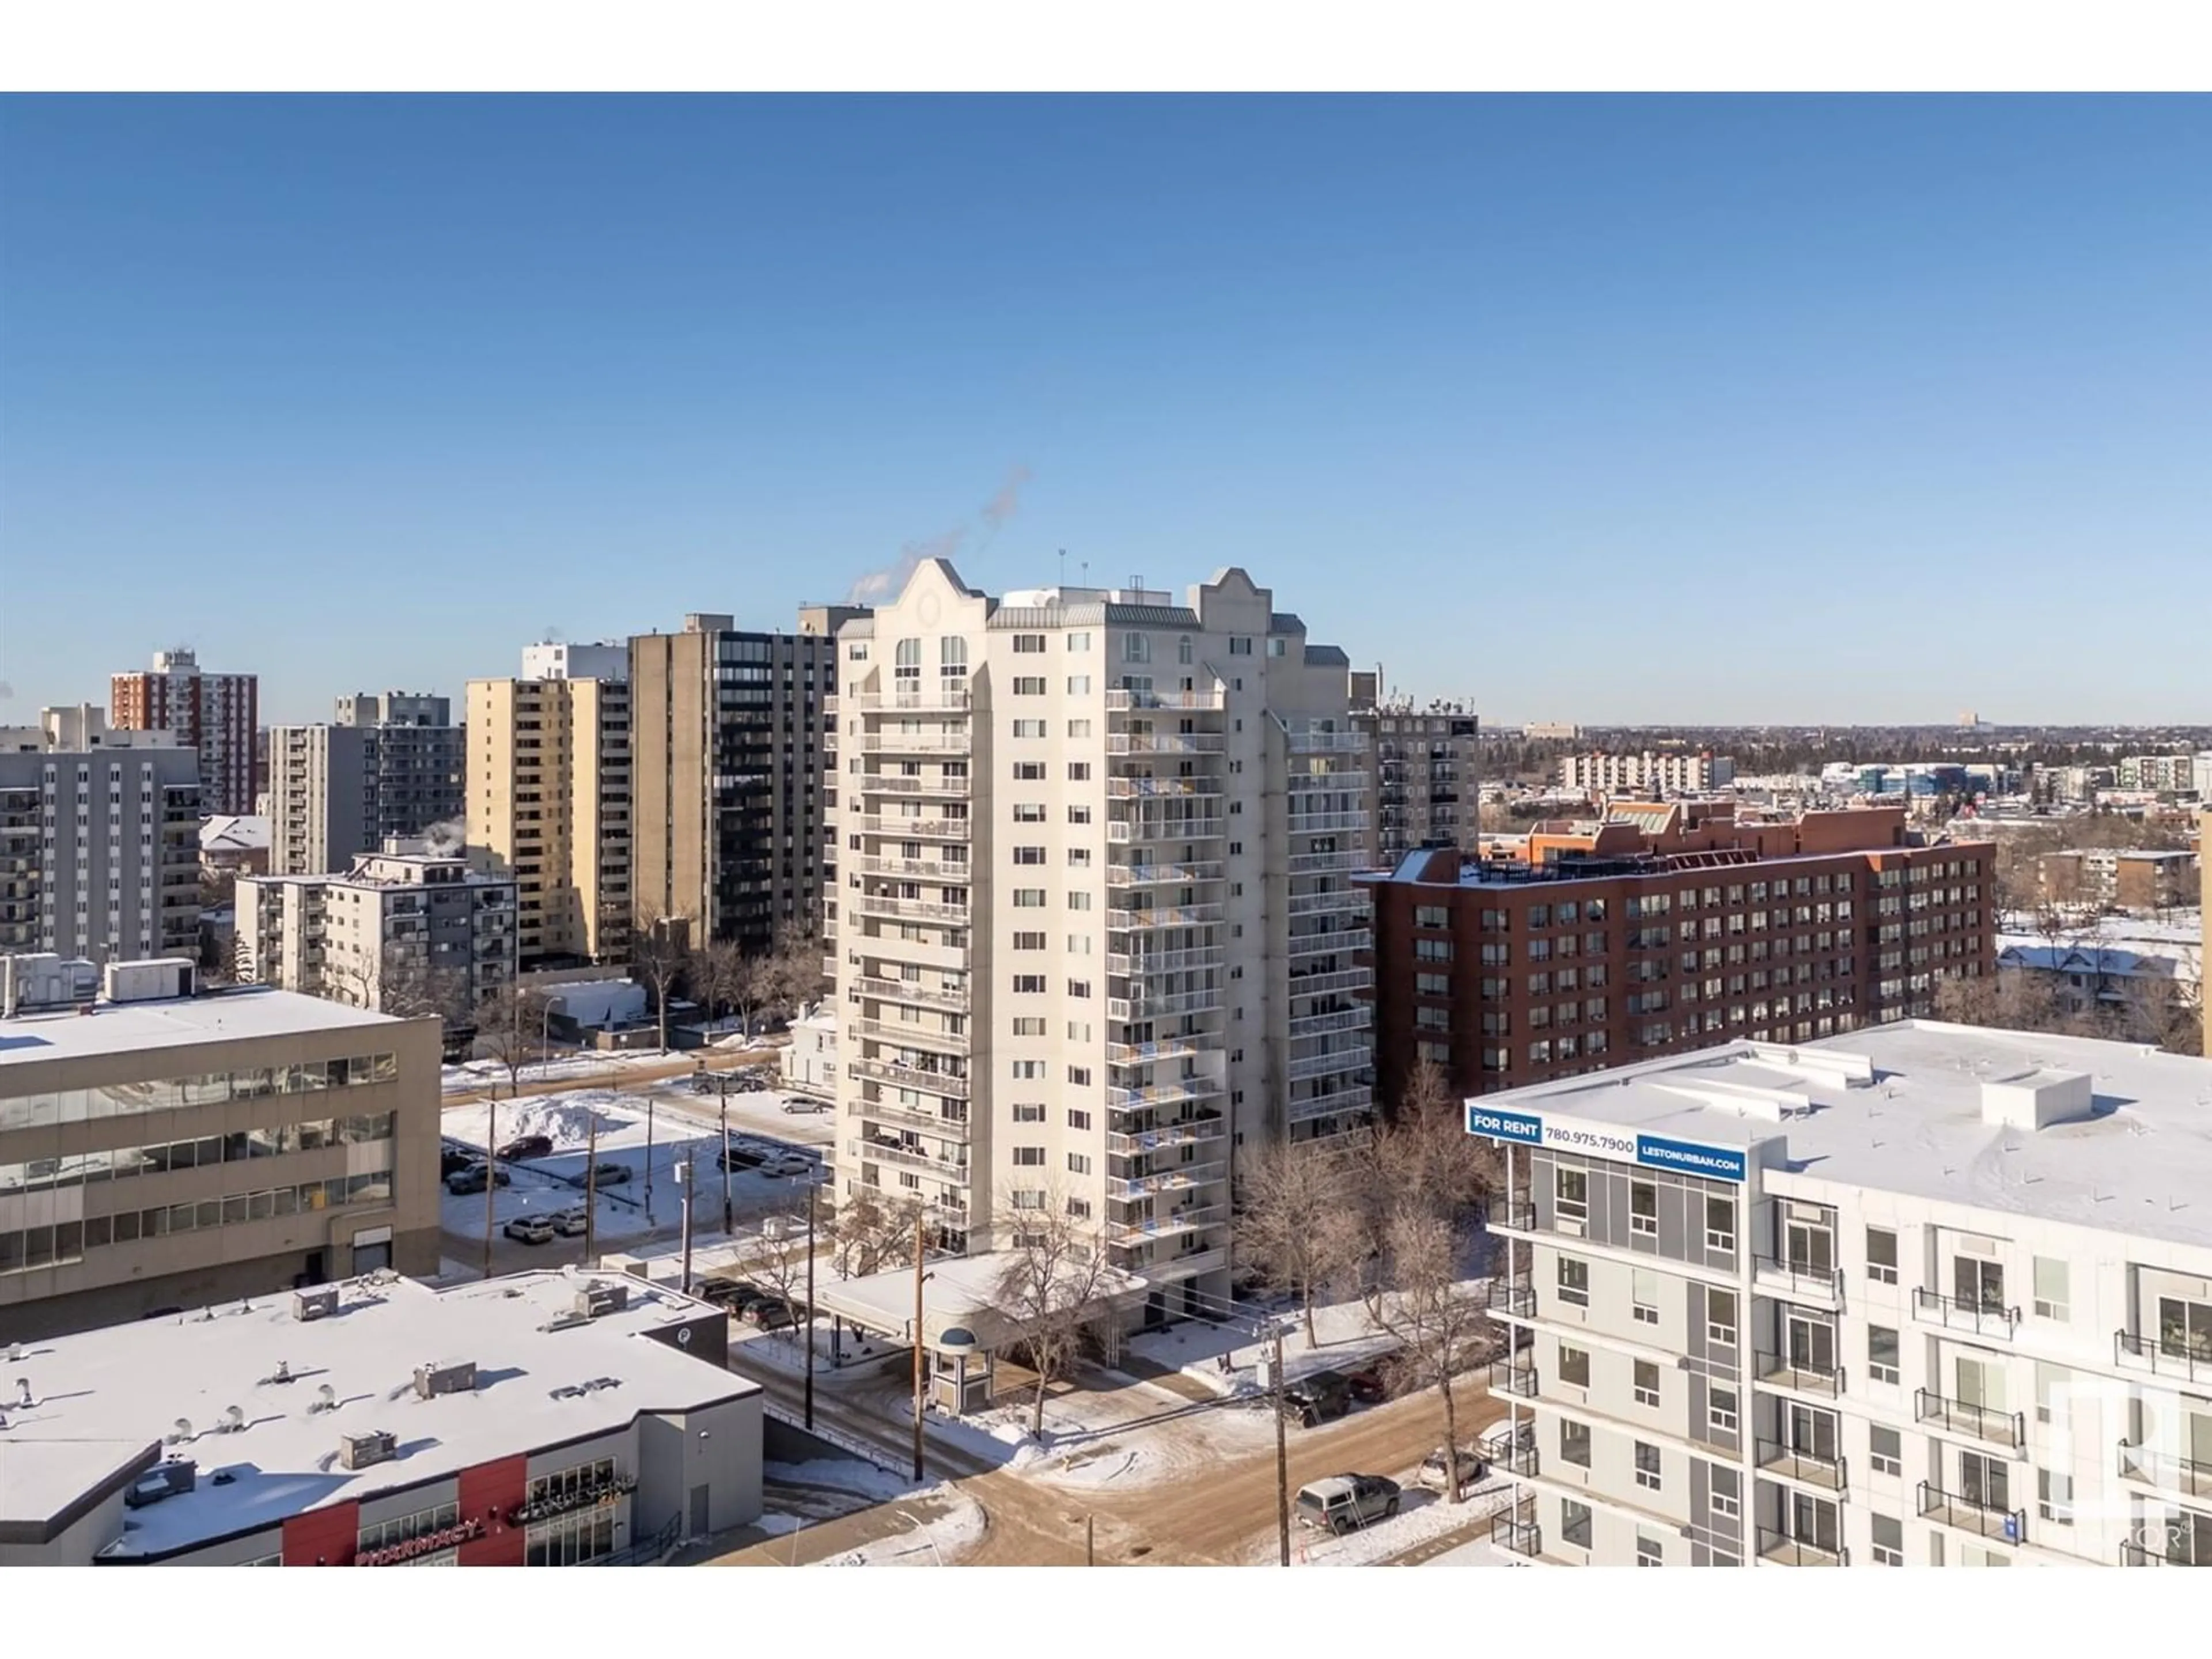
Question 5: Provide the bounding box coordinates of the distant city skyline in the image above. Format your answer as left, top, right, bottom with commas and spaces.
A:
3, 94, 2207, 725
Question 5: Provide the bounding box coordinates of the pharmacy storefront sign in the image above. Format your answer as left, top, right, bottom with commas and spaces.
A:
1465, 1104, 1747, 1184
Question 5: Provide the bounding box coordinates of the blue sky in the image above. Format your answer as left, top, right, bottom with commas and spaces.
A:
2, 95, 2205, 725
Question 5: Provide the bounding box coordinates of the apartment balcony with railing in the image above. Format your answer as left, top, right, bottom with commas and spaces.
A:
1285, 808, 1370, 836
1286, 884, 1370, 916
1755, 1439, 1847, 1493
1107, 1077, 1224, 1111
1285, 728, 1369, 754
851, 1134, 970, 1180
849, 1097, 972, 1138
1107, 902, 1225, 931
1916, 1481, 2025, 1546
1105, 1033, 1206, 1065
858, 771, 972, 798
1287, 848, 1362, 875
1286, 926, 1368, 957
1488, 1357, 1538, 1399
853, 813, 972, 840
853, 891, 971, 926
1105, 732, 1226, 755
1107, 985, 1225, 1021
870, 728, 973, 755
1107, 944, 1225, 978
858, 854, 974, 882
2118, 1444, 2212, 1502
1106, 688, 1226, 713
1752, 1254, 1846, 1309
844, 685, 974, 712
1913, 1389, 2025, 1452
850, 1016, 968, 1052
1911, 1287, 2020, 1341
1756, 1525, 1847, 1567
844, 1055, 971, 1099
1105, 1203, 1227, 1247
1105, 858, 1225, 887
1287, 1043, 1369, 1082
2114, 1328, 2212, 1385
1287, 1005, 1367, 1037
1289, 1080, 1373, 1119
1288, 769, 1371, 798
1287, 964, 1374, 998
1108, 815, 1226, 844
1490, 1510, 1542, 1559
1104, 1159, 1226, 1202
1753, 1346, 1843, 1399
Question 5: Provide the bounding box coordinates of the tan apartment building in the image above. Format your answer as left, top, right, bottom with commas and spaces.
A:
1355, 697, 1482, 866
1559, 749, 1736, 798
827, 560, 1372, 1320
628, 610, 853, 953
467, 652, 631, 968
1361, 800, 1997, 1108
0, 956, 440, 1341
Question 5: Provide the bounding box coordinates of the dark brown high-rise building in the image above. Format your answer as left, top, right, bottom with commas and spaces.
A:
627, 609, 857, 953
1359, 800, 1996, 1108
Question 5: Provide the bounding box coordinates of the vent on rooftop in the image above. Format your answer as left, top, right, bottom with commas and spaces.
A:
293, 1287, 340, 1323
338, 1430, 397, 1470
414, 1359, 477, 1400
124, 1460, 198, 1508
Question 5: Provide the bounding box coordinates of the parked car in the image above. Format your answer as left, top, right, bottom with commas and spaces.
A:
1344, 1361, 1392, 1405
755, 1153, 812, 1178
497, 1134, 555, 1161
445, 1165, 512, 1195
440, 1146, 478, 1178
549, 1209, 590, 1238
717, 1143, 768, 1171
782, 1097, 828, 1114
587, 1161, 632, 1186
503, 1215, 555, 1244
1417, 1446, 1488, 1495
1281, 1369, 1353, 1429
1478, 1416, 1534, 1468
1295, 1475, 1401, 1534
695, 1277, 753, 1309
690, 1070, 715, 1094
743, 1296, 796, 1330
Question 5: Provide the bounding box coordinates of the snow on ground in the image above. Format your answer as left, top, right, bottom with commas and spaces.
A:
815, 1487, 987, 1567
441, 1088, 823, 1198
766, 1457, 923, 1504
731, 1316, 897, 1377
440, 1042, 783, 1094
1267, 1479, 1516, 1567
1128, 1293, 1411, 1400
1423, 1535, 1540, 1567
436, 1161, 662, 1244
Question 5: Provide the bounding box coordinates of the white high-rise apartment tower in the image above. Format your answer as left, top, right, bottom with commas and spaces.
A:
827, 560, 1373, 1320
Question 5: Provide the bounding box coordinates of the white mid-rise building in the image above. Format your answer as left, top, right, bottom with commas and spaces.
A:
236, 846, 518, 1017
826, 559, 1373, 1319
1559, 751, 1734, 798
1471, 1022, 2212, 1569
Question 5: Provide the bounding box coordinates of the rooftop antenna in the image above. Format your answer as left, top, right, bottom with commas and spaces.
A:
1058, 549, 1066, 585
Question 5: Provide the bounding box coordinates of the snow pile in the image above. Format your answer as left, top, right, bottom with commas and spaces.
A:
1128, 1293, 1409, 1400
816, 1486, 986, 1567
441, 1092, 640, 1155
766, 1458, 922, 1504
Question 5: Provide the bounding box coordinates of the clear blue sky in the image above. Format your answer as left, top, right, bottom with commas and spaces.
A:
2, 95, 2205, 726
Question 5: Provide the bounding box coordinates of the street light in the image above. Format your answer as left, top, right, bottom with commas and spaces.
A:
718, 1073, 733, 1236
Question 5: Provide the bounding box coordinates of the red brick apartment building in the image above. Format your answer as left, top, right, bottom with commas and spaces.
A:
1358, 800, 1996, 1107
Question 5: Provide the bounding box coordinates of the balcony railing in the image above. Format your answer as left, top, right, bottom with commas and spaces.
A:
850, 1017, 968, 1052
849, 1098, 972, 1138
851, 1137, 968, 1179
2116, 1444, 2212, 1500
1753, 1349, 1844, 1398
1488, 1359, 1538, 1399
853, 892, 971, 926
844, 687, 974, 712
857, 854, 973, 881
843, 1056, 971, 1099
1108, 816, 1226, 843
1106, 859, 1225, 887
1755, 1439, 1847, 1493
1106, 776, 1222, 800
1490, 1514, 1541, 1558
1105, 1035, 1205, 1065
1288, 848, 1362, 874
1286, 927, 1369, 957
1286, 810, 1370, 836
1288, 1006, 1368, 1038
1107, 987, 1224, 1021
1108, 902, 1225, 931
1105, 1117, 1226, 1156
1104, 1160, 1226, 1202
1752, 1256, 1846, 1304
1106, 1078, 1223, 1111
2119, 1540, 2168, 1567
1756, 1526, 1847, 1567
852, 813, 971, 839
1494, 1440, 1539, 1478
1105, 688, 1225, 711
1287, 1047, 1369, 1082
1916, 1482, 2025, 1544
1490, 1274, 1535, 1317
1290, 1081, 1373, 1118
1913, 1389, 2026, 1451
852, 975, 968, 1012
1105, 732, 1226, 755
1286, 728, 1369, 753
1108, 945, 1225, 977
1105, 1203, 1227, 1246
2114, 1330, 2212, 1384
1912, 1287, 2020, 1339
858, 772, 971, 797
1287, 965, 1374, 997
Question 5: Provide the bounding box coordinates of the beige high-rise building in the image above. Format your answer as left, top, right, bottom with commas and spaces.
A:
827, 560, 1373, 1320
467, 651, 631, 968
627, 610, 853, 953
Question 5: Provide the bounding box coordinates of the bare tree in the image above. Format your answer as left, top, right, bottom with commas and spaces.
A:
631, 906, 692, 1054
768, 921, 830, 1024
2119, 971, 2203, 1056
475, 982, 551, 1099
1359, 1204, 1495, 1501
827, 1187, 919, 1279
1233, 1138, 1365, 1344
688, 938, 747, 1033
991, 1185, 1118, 1438
747, 1195, 816, 1339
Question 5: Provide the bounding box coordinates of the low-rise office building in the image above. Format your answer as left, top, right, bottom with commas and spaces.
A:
0, 1268, 760, 1565
0, 963, 440, 1338
1472, 1022, 2212, 1569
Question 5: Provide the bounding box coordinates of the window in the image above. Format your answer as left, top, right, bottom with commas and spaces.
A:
1710, 1467, 1740, 1520
2160, 1296, 2212, 1362
2037, 1468, 2073, 1525
1012, 676, 1046, 695
1631, 1267, 1660, 1325
1706, 1288, 1736, 1346
1012, 1103, 1046, 1123
1012, 1147, 1046, 1166
1634, 1360, 1661, 1408
1013, 761, 1047, 781
1559, 1419, 1591, 1468
1555, 1166, 1588, 1225
1634, 1441, 1661, 1491
1067, 761, 1091, 781
1067, 1153, 1091, 1176
1866, 1226, 1899, 1285
1705, 1195, 1735, 1253
1012, 633, 1046, 653
1012, 931, 1046, 950
1013, 887, 1046, 907
1557, 1255, 1589, 1307
1630, 1181, 1657, 1237
1013, 846, 1047, 865
2033, 1256, 2069, 1322
1067, 1109, 1091, 1131
1954, 1254, 2005, 1314
1066, 675, 1090, 695
1636, 1534, 1662, 1567
1560, 1498, 1592, 1548
1011, 1017, 1045, 1036
1708, 1386, 1738, 1436
1871, 1513, 1903, 1566
1870, 1425, 1902, 1476
1067, 891, 1091, 910
1011, 975, 1046, 994
1067, 631, 1091, 652
1558, 1344, 1590, 1387
1869, 1324, 1900, 1385
1012, 803, 1046, 821
1010, 1059, 1044, 1080
1011, 719, 1046, 738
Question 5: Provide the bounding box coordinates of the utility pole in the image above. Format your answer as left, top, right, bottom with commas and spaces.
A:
679, 1152, 695, 1296
719, 1077, 733, 1235
584, 1112, 599, 1265
645, 1092, 656, 1225
804, 1176, 819, 1431
482, 1098, 497, 1281
911, 1206, 926, 1482
1272, 1323, 1291, 1567
1086, 1513, 1096, 1567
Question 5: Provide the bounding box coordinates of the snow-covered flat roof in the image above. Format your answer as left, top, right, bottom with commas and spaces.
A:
1476, 1022, 2212, 1253
1, 1270, 756, 1558
0, 987, 404, 1071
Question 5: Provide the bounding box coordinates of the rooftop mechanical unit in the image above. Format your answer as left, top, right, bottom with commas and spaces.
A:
338, 1430, 397, 1471
124, 1459, 198, 1508
413, 1359, 477, 1400
573, 1283, 629, 1320
293, 1287, 340, 1322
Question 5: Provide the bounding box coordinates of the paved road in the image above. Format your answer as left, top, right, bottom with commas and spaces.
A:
442, 1046, 781, 1106
719, 1342, 1503, 1566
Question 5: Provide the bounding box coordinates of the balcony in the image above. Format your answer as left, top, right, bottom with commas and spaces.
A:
1104, 1160, 1226, 1202
1286, 729, 1368, 754
1756, 1439, 1847, 1493
851, 1016, 967, 1052
1287, 848, 1362, 875
1105, 1116, 1225, 1156
1916, 1482, 2025, 1545
1105, 1035, 1206, 1065
858, 854, 973, 882
2114, 1330, 2212, 1385
1288, 1006, 1367, 1038
1912, 1389, 2025, 1452
1106, 688, 1225, 712
1290, 1081, 1373, 1118
1752, 1256, 1846, 1307
1107, 902, 1225, 931
1911, 1287, 2021, 1341
1288, 965, 1374, 997
1488, 1358, 1538, 1399
1286, 809, 1370, 836
2116, 1444, 2212, 1501
1756, 1526, 1847, 1567
1107, 945, 1225, 977
870, 729, 972, 755
1106, 1078, 1222, 1111
1287, 1047, 1369, 1082
1106, 859, 1225, 887
851, 1137, 968, 1180
850, 1098, 972, 1138
853, 813, 971, 840
1106, 775, 1222, 800
1107, 1208, 1228, 1250
1753, 1349, 1844, 1399
846, 686, 974, 712
1490, 1513, 1541, 1558
853, 892, 971, 926
858, 772, 971, 798
1108, 816, 1225, 844
1105, 732, 1226, 755
1286, 927, 1368, 958
853, 975, 969, 1012
1107, 987, 1225, 1021
843, 1056, 971, 1099
1490, 1274, 1535, 1317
